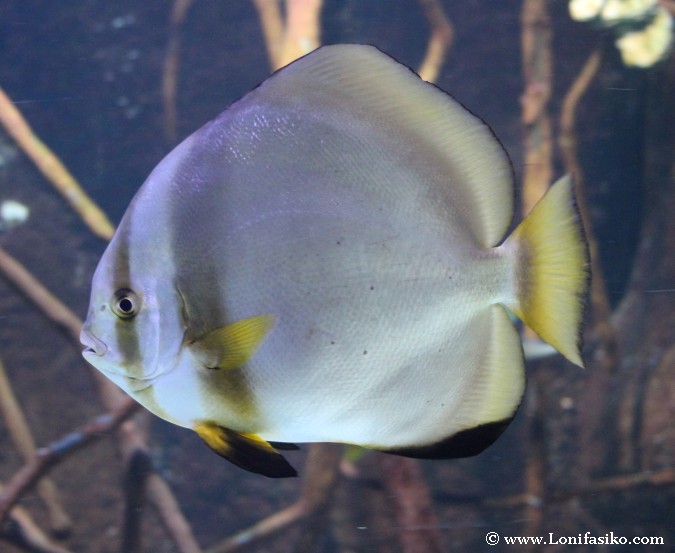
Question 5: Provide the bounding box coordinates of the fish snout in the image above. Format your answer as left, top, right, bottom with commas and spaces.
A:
80, 327, 108, 357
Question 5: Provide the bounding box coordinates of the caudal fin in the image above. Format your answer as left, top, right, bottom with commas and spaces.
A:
505, 176, 589, 367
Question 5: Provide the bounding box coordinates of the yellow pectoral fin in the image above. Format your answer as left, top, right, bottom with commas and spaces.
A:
194, 422, 297, 478
190, 314, 275, 370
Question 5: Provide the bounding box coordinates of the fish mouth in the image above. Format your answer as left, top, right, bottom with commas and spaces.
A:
80, 328, 108, 357
80, 327, 164, 392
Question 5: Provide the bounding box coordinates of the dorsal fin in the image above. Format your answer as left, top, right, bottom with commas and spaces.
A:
240, 44, 514, 248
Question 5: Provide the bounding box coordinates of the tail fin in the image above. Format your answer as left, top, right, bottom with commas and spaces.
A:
504, 175, 589, 367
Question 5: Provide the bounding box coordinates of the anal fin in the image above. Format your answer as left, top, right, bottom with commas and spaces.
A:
383, 305, 526, 459
194, 422, 297, 478
384, 420, 512, 459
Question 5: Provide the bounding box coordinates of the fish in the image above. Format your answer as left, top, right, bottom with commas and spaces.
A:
80, 44, 589, 478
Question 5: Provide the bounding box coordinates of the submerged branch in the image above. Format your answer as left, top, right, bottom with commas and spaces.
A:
206, 443, 342, 553
162, 0, 196, 142
0, 72, 202, 553
442, 465, 675, 510
207, 501, 306, 553
121, 449, 154, 553
291, 443, 343, 552
277, 0, 323, 69
523, 383, 545, 550
254, 0, 323, 71
519, 1, 552, 545
0, 495, 74, 553
0, 246, 84, 344
0, 400, 139, 524
252, 0, 285, 69
484, 468, 675, 508
148, 474, 204, 553
416, 0, 453, 84
0, 86, 114, 240
520, 0, 554, 212
0, 355, 72, 535
379, 455, 445, 553
559, 48, 617, 368
0, 246, 134, 411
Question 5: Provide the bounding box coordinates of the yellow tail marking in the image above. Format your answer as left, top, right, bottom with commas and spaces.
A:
506, 175, 589, 367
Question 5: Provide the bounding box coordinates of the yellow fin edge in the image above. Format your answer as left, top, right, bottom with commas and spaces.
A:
506, 175, 589, 367
471, 305, 526, 424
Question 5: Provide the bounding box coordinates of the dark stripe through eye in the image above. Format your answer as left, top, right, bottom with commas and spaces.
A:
113, 230, 141, 366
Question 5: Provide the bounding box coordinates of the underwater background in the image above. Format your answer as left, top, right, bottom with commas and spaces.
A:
0, 1, 673, 552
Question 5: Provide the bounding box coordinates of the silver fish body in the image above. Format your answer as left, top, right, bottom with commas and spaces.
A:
81, 45, 588, 477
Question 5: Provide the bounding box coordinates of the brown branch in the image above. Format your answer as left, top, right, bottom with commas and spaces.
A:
0, 18, 205, 549
206, 443, 342, 553
520, 0, 553, 214
559, 48, 617, 368
378, 455, 445, 553
291, 443, 343, 552
0, 86, 114, 240
148, 474, 204, 553
559, 50, 602, 175
416, 0, 453, 84
162, 0, 196, 142
208, 500, 306, 553
331, 466, 400, 553
277, 0, 323, 69
329, 474, 366, 553
634, 279, 675, 471
523, 383, 545, 550
479, 465, 675, 509
0, 495, 75, 553
571, 466, 675, 497
115, 413, 206, 553
0, 246, 85, 344
0, 400, 139, 524
252, 0, 285, 70
519, 1, 553, 543
120, 449, 153, 553
0, 199, 202, 553
0, 356, 72, 536
0, 244, 133, 412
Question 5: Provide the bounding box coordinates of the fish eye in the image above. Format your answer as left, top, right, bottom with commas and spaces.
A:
112, 289, 140, 319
